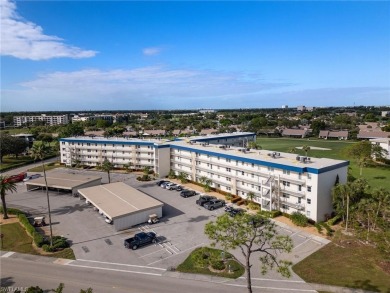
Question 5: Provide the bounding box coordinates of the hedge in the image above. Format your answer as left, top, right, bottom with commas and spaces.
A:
17, 214, 46, 247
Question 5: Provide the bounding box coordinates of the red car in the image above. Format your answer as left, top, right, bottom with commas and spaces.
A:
4, 173, 26, 183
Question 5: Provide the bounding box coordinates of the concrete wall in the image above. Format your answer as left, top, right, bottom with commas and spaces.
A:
113, 206, 163, 231
316, 166, 348, 222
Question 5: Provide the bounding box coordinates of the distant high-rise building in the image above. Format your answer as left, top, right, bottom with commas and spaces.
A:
281, 105, 288, 109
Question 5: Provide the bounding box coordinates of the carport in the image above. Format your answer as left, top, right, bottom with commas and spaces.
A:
25, 171, 102, 194
78, 182, 164, 231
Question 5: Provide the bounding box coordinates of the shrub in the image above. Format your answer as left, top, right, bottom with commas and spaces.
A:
210, 259, 226, 271
225, 193, 233, 200
327, 215, 341, 226
34, 233, 46, 247
282, 212, 290, 218
315, 222, 323, 234
290, 212, 308, 227
247, 202, 260, 210
270, 210, 282, 218
52, 236, 69, 249
18, 214, 47, 247
320, 222, 334, 236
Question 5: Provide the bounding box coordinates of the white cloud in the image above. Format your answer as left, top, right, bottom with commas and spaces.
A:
1, 66, 290, 110
0, 0, 97, 60
142, 47, 163, 56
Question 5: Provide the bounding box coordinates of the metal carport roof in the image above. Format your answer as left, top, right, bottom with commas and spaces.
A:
25, 171, 102, 191
77, 182, 164, 220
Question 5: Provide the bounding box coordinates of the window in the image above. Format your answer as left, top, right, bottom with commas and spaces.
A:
307, 198, 311, 204
282, 193, 289, 198
251, 173, 254, 178
307, 173, 311, 179
306, 211, 311, 217
61, 142, 65, 145
268, 166, 274, 172
226, 168, 231, 172
298, 185, 302, 191
226, 177, 231, 181
283, 170, 290, 175
242, 191, 245, 196
241, 171, 245, 175
226, 158, 231, 163
307, 186, 312, 192
282, 204, 289, 210
297, 198, 301, 204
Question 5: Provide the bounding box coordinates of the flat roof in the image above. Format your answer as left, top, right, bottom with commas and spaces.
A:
169, 141, 349, 173
186, 132, 255, 142
26, 171, 101, 190
78, 182, 163, 219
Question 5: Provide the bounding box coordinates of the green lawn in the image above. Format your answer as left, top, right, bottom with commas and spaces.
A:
293, 231, 390, 292
28, 162, 62, 172
0, 222, 38, 254
0, 222, 75, 260
177, 247, 245, 279
0, 155, 36, 172
0, 128, 30, 135
256, 137, 390, 190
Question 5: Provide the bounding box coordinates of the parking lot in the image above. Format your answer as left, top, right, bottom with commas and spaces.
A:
7, 168, 329, 277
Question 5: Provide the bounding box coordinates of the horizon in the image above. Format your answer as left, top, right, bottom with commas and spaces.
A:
1, 0, 389, 111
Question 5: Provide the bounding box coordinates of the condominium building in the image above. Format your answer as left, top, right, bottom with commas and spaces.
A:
13, 114, 69, 127
60, 132, 348, 222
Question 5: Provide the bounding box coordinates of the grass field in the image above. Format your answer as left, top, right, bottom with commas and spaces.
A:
28, 162, 61, 172
0, 222, 75, 260
293, 231, 390, 292
257, 137, 390, 190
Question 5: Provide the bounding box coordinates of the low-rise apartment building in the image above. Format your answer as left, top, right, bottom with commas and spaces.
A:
60, 132, 348, 222
14, 114, 69, 127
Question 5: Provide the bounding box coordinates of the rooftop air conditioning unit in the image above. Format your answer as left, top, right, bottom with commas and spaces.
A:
296, 156, 301, 161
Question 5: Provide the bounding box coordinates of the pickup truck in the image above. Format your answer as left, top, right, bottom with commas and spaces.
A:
124, 232, 157, 250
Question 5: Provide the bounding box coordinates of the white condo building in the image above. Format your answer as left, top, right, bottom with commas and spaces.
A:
13, 114, 69, 127
60, 132, 348, 222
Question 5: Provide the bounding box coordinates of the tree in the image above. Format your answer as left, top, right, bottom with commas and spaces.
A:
177, 172, 188, 184
58, 122, 84, 138
30, 142, 53, 246
302, 145, 310, 157
0, 175, 17, 219
101, 159, 114, 183
123, 162, 132, 173
371, 144, 389, 161
9, 137, 28, 158
358, 156, 371, 176
0, 133, 14, 163
248, 141, 262, 150
205, 213, 293, 293
347, 141, 371, 160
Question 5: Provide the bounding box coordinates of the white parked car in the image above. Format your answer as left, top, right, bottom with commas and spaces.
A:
165, 183, 177, 190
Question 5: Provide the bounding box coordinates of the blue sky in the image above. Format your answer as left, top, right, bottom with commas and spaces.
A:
1, 0, 389, 111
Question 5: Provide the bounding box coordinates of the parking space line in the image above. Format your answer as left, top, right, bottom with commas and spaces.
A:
139, 247, 168, 258
67, 264, 163, 276
281, 228, 293, 234
293, 238, 310, 250
74, 259, 166, 270
147, 242, 205, 266
297, 234, 307, 239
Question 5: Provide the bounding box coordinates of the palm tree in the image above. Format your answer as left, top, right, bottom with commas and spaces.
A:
177, 172, 188, 184
302, 145, 310, 157
358, 157, 370, 176
247, 191, 255, 202
0, 175, 17, 219
31, 142, 53, 246
203, 178, 213, 192
101, 159, 114, 183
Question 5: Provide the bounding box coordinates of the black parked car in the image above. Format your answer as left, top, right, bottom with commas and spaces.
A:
180, 190, 197, 198
124, 232, 158, 250
156, 180, 168, 186
196, 195, 216, 206
203, 199, 225, 210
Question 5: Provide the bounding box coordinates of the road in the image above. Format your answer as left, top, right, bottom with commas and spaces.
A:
1, 156, 59, 176
0, 254, 317, 293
